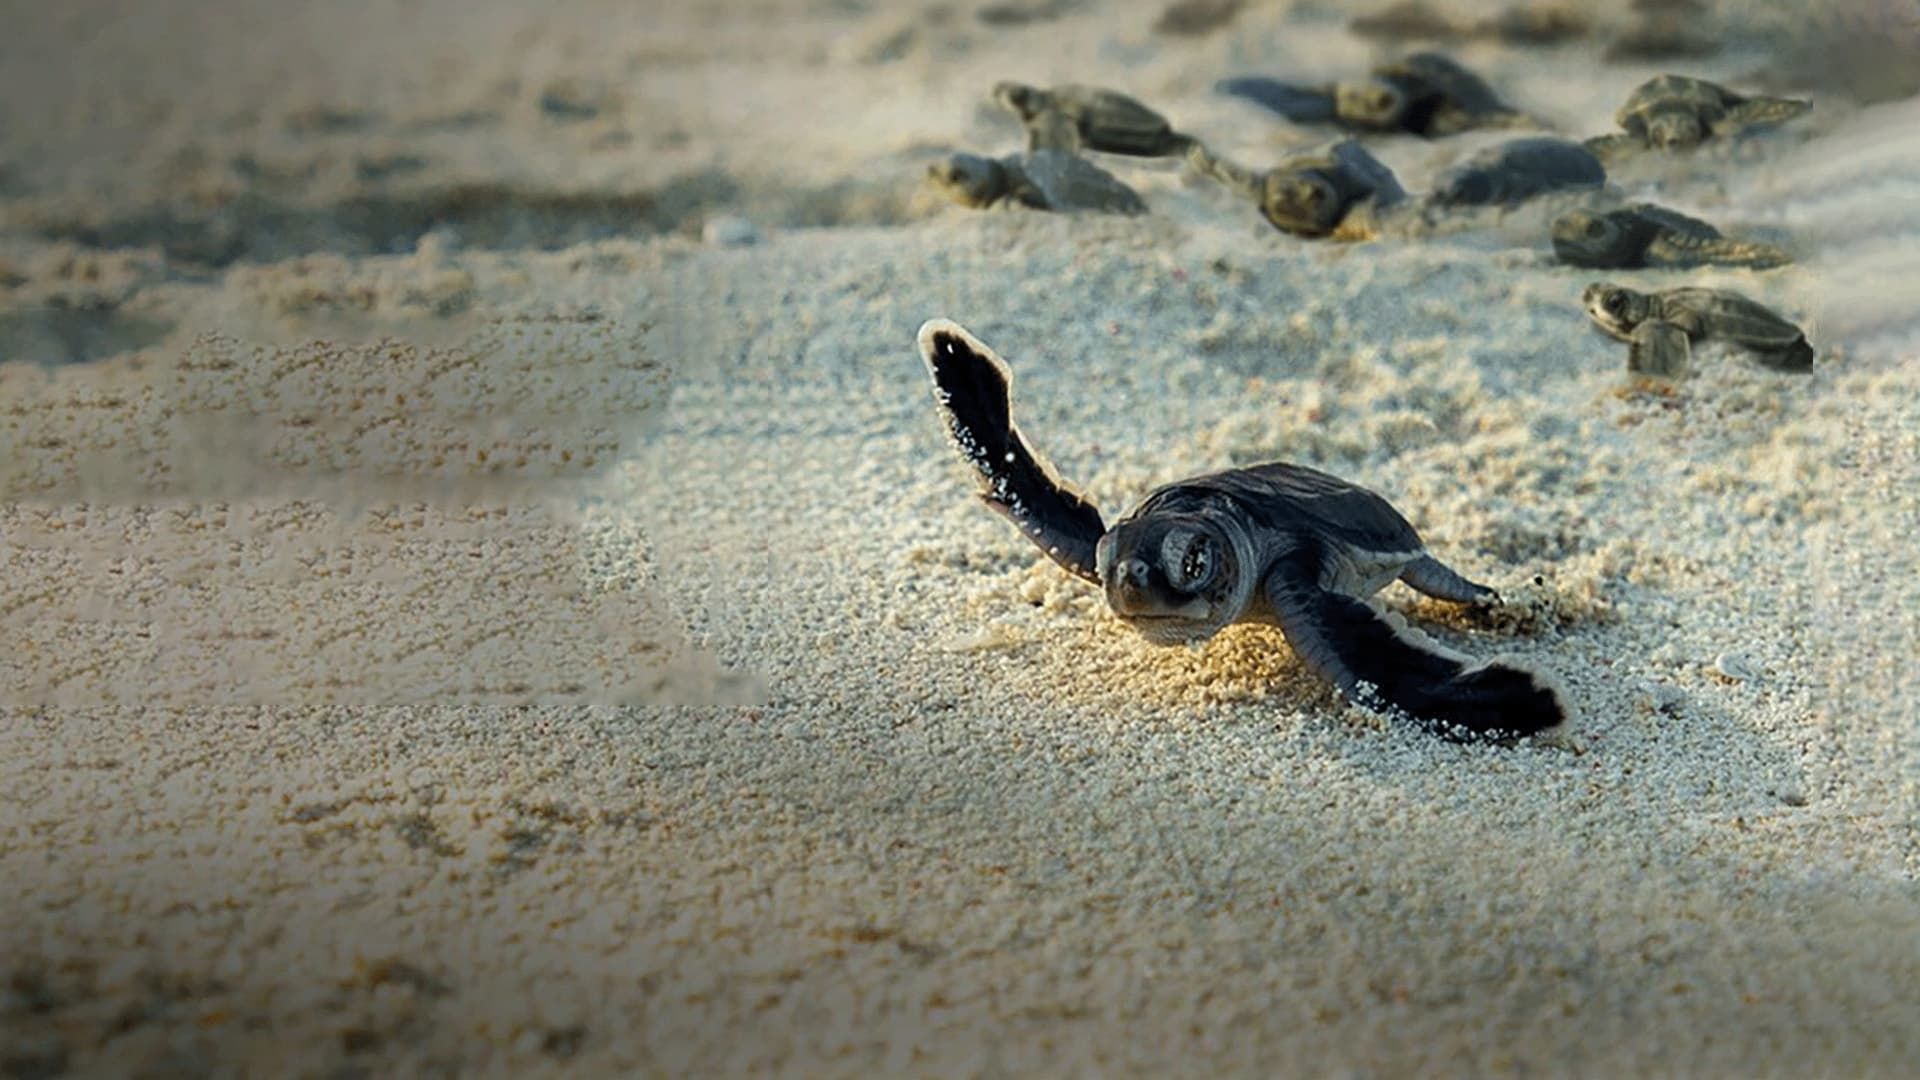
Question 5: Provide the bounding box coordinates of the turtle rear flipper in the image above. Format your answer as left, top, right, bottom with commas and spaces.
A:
1721, 95, 1812, 133
1645, 230, 1791, 269
1264, 546, 1567, 743
1628, 319, 1692, 378
919, 319, 1107, 583
1216, 77, 1340, 124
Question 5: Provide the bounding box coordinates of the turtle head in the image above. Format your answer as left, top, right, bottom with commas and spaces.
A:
1334, 79, 1406, 129
993, 81, 1047, 120
1551, 210, 1629, 267
1582, 281, 1651, 340
1645, 109, 1704, 150
1095, 515, 1250, 645
928, 153, 1008, 207
1260, 170, 1345, 237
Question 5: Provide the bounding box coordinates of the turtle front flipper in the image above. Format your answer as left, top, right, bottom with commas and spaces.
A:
1184, 140, 1266, 202
1264, 545, 1568, 743
1215, 77, 1340, 124
1399, 554, 1499, 605
1756, 335, 1815, 373
1628, 319, 1692, 378
918, 319, 1107, 583
1645, 230, 1792, 269
1582, 133, 1642, 161
1721, 95, 1812, 134
1024, 109, 1084, 153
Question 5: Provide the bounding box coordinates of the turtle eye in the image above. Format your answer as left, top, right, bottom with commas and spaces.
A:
1173, 534, 1214, 592
1606, 292, 1626, 313
1586, 220, 1606, 238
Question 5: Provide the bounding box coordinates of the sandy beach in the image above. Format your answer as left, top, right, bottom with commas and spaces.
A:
4, 0, 1919, 1075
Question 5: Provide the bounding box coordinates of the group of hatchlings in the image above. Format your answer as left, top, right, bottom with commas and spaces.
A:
927, 56, 1818, 380
916, 51, 1825, 745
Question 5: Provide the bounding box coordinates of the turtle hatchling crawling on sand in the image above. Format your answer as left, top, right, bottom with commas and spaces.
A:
1217, 52, 1527, 137
1426, 136, 1606, 208
1190, 136, 1604, 239
1582, 282, 1814, 378
917, 318, 1570, 744
1186, 139, 1409, 238
993, 81, 1197, 157
1552, 203, 1789, 269
928, 150, 1147, 214
1586, 75, 1811, 157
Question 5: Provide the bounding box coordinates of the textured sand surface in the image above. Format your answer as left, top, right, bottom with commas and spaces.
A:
4, 0, 1919, 1076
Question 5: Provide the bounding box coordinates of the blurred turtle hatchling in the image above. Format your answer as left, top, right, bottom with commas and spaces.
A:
1582, 282, 1814, 378
1552, 203, 1789, 269
1185, 139, 1409, 238
1189, 136, 1606, 239
1217, 51, 1529, 137
928, 150, 1147, 214
992, 81, 1198, 156
1585, 75, 1810, 158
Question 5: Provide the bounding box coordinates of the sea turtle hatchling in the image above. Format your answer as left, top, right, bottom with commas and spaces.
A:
1585, 75, 1811, 157
927, 150, 1148, 214
1552, 203, 1789, 269
1216, 52, 1527, 137
1582, 282, 1814, 378
917, 318, 1571, 744
992, 81, 1198, 157
1425, 136, 1607, 207
1185, 139, 1409, 238
1190, 136, 1603, 239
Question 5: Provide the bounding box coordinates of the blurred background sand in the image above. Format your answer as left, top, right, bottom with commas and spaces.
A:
3, 0, 1918, 1075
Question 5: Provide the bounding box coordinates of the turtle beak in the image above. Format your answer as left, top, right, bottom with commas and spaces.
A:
1105, 556, 1148, 612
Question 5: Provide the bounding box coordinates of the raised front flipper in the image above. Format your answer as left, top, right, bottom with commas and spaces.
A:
1215, 77, 1340, 124
1627, 318, 1692, 379
1645, 230, 1791, 269
918, 319, 1107, 583
1265, 546, 1568, 743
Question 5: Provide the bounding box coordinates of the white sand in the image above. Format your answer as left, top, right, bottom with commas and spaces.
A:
3, 0, 1919, 1075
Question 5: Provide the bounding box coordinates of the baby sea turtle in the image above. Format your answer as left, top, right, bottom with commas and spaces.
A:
1191, 136, 1602, 239
918, 318, 1570, 744
1552, 203, 1789, 269
1586, 75, 1811, 157
1186, 139, 1409, 238
1603, 11, 1720, 62
992, 81, 1197, 156
1582, 282, 1814, 378
927, 150, 1147, 214
1427, 136, 1607, 207
1349, 0, 1591, 45
1217, 52, 1526, 137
